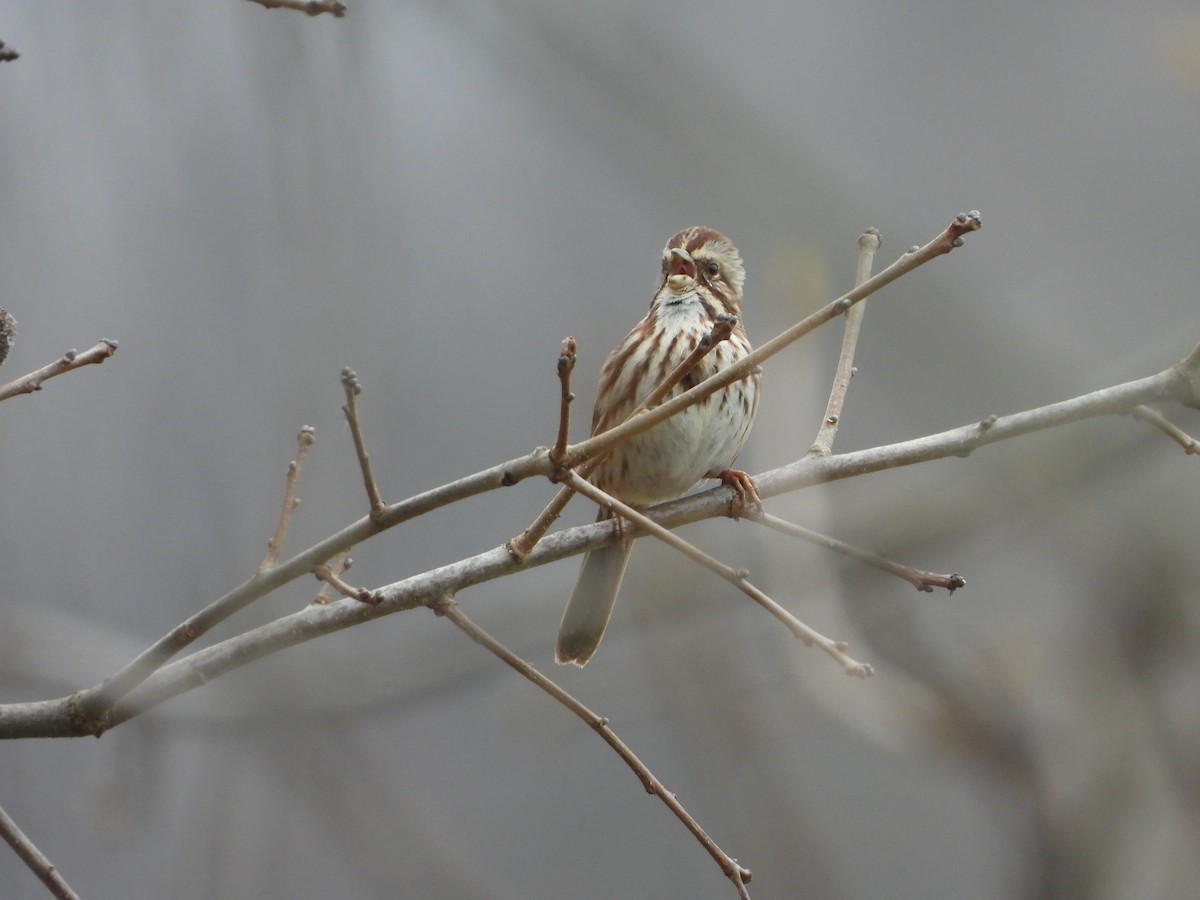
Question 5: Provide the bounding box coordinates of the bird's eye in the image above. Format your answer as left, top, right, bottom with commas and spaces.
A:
705, 261, 721, 278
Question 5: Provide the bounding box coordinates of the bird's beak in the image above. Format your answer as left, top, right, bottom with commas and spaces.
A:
666, 248, 698, 294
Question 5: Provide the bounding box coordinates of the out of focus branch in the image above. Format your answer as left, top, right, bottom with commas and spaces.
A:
0, 801, 79, 900
245, 0, 347, 17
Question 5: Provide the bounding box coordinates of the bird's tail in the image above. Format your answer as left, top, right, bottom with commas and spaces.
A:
555, 537, 634, 666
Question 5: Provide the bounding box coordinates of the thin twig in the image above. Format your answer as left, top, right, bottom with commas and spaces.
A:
507, 316, 737, 561
0, 801, 80, 900
0, 339, 118, 404
430, 596, 754, 896
559, 470, 874, 677
747, 509, 965, 593
552, 337, 577, 462
1131, 405, 1200, 455
810, 228, 880, 456
341, 368, 386, 519
261, 427, 316, 571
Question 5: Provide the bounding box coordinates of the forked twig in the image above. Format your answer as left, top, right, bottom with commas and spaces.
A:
1131, 405, 1200, 455
313, 551, 353, 605
314, 560, 380, 605
431, 596, 754, 897
261, 426, 316, 571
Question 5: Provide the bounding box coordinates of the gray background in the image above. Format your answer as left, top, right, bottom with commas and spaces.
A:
2, 1, 1199, 898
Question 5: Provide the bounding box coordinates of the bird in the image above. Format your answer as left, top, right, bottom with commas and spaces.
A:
555, 226, 760, 666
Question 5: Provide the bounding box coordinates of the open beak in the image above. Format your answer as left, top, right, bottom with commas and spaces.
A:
665, 247, 698, 293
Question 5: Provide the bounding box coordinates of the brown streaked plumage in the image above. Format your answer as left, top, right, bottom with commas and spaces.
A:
555, 227, 761, 666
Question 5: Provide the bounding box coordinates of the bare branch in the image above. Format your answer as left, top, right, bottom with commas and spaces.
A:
747, 509, 965, 594
0, 801, 79, 900
261, 426, 316, 571
552, 337, 577, 462
64, 446, 554, 733
341, 368, 386, 519
0, 340, 118, 404
6, 339, 1197, 739
431, 596, 755, 895
810, 228, 880, 456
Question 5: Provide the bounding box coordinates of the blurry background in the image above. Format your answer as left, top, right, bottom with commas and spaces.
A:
2, 1, 1199, 897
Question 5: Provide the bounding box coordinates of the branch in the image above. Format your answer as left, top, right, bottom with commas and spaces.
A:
64, 446, 555, 733
432, 597, 754, 895
341, 368, 386, 519
747, 509, 965, 594
260, 426, 316, 570
312, 551, 353, 605
0, 340, 118, 404
552, 337, 577, 461
0, 801, 79, 900
4, 339, 1197, 739
810, 228, 879, 456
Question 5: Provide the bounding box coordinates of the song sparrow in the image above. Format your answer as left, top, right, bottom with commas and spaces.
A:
555, 226, 761, 666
